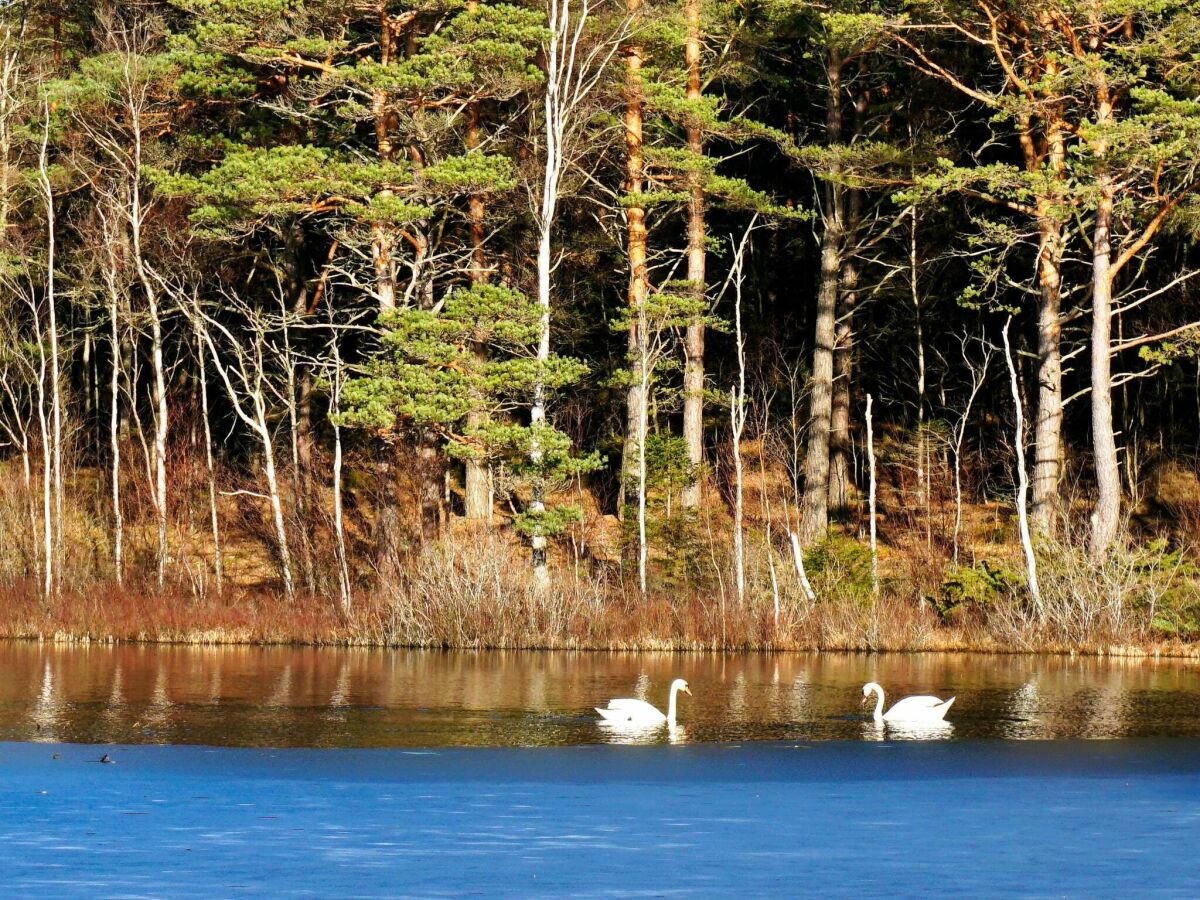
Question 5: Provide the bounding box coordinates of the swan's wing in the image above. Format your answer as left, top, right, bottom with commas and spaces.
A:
885, 695, 951, 720
603, 698, 653, 712
595, 698, 665, 724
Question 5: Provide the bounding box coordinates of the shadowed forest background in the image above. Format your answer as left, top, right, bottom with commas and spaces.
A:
1, 0, 1199, 650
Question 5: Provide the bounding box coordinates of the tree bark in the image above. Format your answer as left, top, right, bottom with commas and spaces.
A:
680, 0, 706, 510
1003, 319, 1042, 612
621, 0, 648, 514
799, 48, 844, 543
372, 4, 405, 575
463, 69, 492, 523
1089, 178, 1121, 559
1030, 127, 1066, 536
829, 181, 862, 513
1088, 76, 1121, 560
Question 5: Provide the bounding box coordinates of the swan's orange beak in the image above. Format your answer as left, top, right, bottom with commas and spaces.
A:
682, 685, 692, 695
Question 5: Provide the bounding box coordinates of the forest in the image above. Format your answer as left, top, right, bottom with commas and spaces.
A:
0, 0, 1198, 651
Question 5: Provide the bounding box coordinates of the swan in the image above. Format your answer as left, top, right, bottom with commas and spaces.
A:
596, 678, 691, 727
862, 681, 954, 723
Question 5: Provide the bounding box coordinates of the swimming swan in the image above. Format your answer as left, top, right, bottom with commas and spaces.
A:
862, 681, 954, 723
596, 678, 691, 727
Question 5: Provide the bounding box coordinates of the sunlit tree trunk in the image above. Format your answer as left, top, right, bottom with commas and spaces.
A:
680, 0, 706, 510
36, 102, 63, 583
829, 183, 862, 513
799, 48, 843, 543
621, 0, 648, 514
1030, 124, 1066, 536
1088, 81, 1121, 560
1089, 178, 1120, 558
99, 210, 125, 584
463, 68, 492, 523
372, 4, 404, 575
197, 330, 222, 593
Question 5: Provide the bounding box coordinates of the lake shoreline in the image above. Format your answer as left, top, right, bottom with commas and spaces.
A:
2, 629, 1200, 658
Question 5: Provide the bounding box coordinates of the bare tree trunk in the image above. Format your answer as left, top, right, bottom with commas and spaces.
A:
1003, 319, 1042, 612
829, 187, 861, 513
37, 103, 63, 582
1088, 75, 1121, 561
119, 80, 170, 590
196, 311, 295, 600
799, 48, 844, 544
680, 0, 706, 510
910, 201, 928, 527
1089, 179, 1121, 559
463, 76, 492, 523
866, 393, 878, 594
637, 304, 650, 594
731, 388, 745, 608
103, 234, 124, 584
530, 0, 616, 582
731, 239, 748, 609
330, 336, 352, 613
36, 342, 53, 597
372, 3, 404, 577
621, 0, 648, 514
197, 330, 222, 593
1031, 207, 1065, 536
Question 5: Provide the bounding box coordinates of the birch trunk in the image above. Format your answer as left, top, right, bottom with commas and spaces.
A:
197, 331, 222, 592
104, 243, 124, 584
621, 0, 648, 513
1003, 319, 1042, 612
866, 393, 877, 594
330, 337, 352, 613
680, 0, 706, 510
1089, 179, 1121, 559
37, 105, 63, 582
1089, 83, 1121, 560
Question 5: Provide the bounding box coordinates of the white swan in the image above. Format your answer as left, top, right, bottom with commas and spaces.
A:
596, 678, 691, 727
862, 681, 954, 723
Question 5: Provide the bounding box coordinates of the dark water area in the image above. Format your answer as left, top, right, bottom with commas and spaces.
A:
3, 642, 1200, 746
2, 740, 1199, 897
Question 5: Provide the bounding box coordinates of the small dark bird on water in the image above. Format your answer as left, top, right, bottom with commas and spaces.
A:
51, 753, 60, 760
99, 753, 113, 764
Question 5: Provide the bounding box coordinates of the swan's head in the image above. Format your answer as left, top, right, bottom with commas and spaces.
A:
861, 682, 881, 705
671, 678, 692, 696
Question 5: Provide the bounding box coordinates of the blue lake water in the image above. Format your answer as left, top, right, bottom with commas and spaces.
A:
2, 645, 1200, 895
2, 740, 1199, 897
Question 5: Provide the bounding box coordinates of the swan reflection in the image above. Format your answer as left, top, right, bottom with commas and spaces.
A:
597, 721, 689, 745
880, 719, 955, 741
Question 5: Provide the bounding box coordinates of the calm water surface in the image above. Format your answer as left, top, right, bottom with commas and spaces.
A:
4, 643, 1200, 746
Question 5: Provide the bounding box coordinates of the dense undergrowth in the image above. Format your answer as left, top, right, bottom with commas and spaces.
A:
1, 448, 1197, 654
1, 526, 1196, 655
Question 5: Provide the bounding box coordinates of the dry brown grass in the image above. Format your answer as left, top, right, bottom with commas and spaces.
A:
1, 447, 1198, 655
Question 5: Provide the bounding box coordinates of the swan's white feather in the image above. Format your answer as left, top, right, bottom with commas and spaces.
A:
596, 679, 690, 727
883, 694, 955, 722
864, 682, 955, 724
595, 698, 666, 725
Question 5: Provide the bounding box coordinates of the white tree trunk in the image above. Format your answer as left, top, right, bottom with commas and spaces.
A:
866, 394, 878, 594
1003, 319, 1042, 613
197, 331, 222, 592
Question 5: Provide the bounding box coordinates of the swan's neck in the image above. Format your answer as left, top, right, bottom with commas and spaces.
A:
667, 684, 679, 724
871, 686, 885, 721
